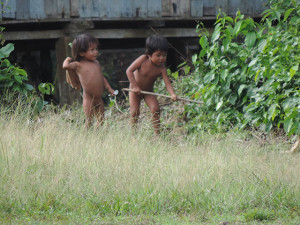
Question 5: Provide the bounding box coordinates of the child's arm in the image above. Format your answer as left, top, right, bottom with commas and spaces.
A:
63, 57, 81, 90
62, 57, 78, 70
162, 68, 177, 101
97, 61, 115, 95
126, 55, 146, 94
103, 77, 115, 96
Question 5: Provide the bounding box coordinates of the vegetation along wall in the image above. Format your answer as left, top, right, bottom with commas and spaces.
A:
0, 0, 267, 105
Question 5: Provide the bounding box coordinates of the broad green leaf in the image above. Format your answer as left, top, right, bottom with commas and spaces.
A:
0, 43, 14, 59
274, 10, 281, 21
184, 66, 190, 75
284, 118, 293, 134
238, 84, 247, 96
221, 69, 228, 81
289, 65, 298, 78
283, 8, 294, 22
38, 83, 55, 95
272, 47, 279, 56
216, 101, 223, 111
229, 95, 237, 104
254, 69, 261, 82
25, 84, 34, 91
204, 72, 215, 83
245, 31, 256, 48
167, 68, 171, 75
0, 75, 10, 81
199, 49, 206, 57
14, 75, 23, 83
258, 39, 267, 53
265, 122, 272, 133
226, 25, 234, 36
225, 16, 233, 23
262, 11, 273, 21
16, 68, 27, 76
211, 25, 221, 42
222, 38, 231, 52
248, 58, 258, 67
7, 81, 14, 87
233, 20, 242, 36
282, 97, 298, 110
177, 61, 186, 68
172, 71, 179, 80
192, 54, 197, 63
268, 104, 278, 121
200, 36, 208, 49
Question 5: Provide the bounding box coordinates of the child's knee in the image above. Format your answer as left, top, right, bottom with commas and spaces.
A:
131, 109, 140, 117
149, 106, 160, 115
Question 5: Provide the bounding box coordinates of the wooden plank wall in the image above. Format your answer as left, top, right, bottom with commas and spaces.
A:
191, 0, 203, 17
0, 0, 267, 20
30, 0, 44, 18
73, 0, 161, 18
44, 0, 70, 18
15, 0, 29, 19
2, 0, 17, 18
204, 0, 267, 16
162, 0, 190, 17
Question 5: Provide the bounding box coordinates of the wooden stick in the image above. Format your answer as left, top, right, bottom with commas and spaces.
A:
122, 88, 203, 104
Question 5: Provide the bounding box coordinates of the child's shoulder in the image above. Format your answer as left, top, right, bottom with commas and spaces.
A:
79, 59, 100, 65
131, 54, 148, 66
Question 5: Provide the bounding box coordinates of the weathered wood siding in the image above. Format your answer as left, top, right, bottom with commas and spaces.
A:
204, 0, 266, 16
73, 0, 161, 18
2, 0, 17, 18
1, 0, 266, 20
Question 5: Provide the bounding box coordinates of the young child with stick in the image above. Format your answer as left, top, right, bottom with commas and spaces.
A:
63, 34, 115, 128
126, 34, 177, 134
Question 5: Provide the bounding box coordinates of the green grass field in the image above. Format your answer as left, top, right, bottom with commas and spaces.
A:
0, 102, 299, 224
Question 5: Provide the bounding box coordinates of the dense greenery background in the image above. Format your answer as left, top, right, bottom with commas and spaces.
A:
1, 0, 299, 136
171, 0, 299, 136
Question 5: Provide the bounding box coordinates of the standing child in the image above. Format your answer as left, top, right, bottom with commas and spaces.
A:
63, 34, 115, 128
126, 34, 177, 134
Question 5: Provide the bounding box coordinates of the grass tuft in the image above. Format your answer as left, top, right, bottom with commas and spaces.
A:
1, 96, 300, 224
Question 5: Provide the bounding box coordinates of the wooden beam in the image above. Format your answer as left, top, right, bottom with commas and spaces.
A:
3, 30, 63, 40
88, 28, 206, 38
3, 28, 209, 41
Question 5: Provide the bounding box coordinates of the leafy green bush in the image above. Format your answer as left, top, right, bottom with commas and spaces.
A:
0, 28, 55, 116
0, 43, 34, 94
182, 0, 299, 135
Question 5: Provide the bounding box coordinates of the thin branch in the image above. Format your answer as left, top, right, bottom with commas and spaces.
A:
122, 88, 203, 104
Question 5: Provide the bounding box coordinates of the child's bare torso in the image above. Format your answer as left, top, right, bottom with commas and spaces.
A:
132, 56, 164, 91
77, 60, 104, 98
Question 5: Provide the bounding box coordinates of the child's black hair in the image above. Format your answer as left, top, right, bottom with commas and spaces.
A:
145, 34, 169, 55
72, 34, 99, 61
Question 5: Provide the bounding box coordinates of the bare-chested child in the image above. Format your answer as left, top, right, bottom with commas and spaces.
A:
126, 34, 177, 134
63, 34, 115, 128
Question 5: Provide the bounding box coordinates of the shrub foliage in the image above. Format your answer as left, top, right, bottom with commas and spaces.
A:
0, 28, 54, 114
182, 0, 299, 135
0, 42, 34, 95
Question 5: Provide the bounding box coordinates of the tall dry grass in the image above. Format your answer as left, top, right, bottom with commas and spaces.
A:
0, 99, 300, 221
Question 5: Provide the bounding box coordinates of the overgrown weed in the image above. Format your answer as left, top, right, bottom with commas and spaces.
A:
0, 96, 299, 224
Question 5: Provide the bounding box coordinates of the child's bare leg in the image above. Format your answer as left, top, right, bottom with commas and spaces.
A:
129, 91, 141, 129
83, 93, 93, 129
94, 99, 105, 128
144, 95, 160, 134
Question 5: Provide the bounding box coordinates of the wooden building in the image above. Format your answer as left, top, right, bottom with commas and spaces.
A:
0, 0, 267, 105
